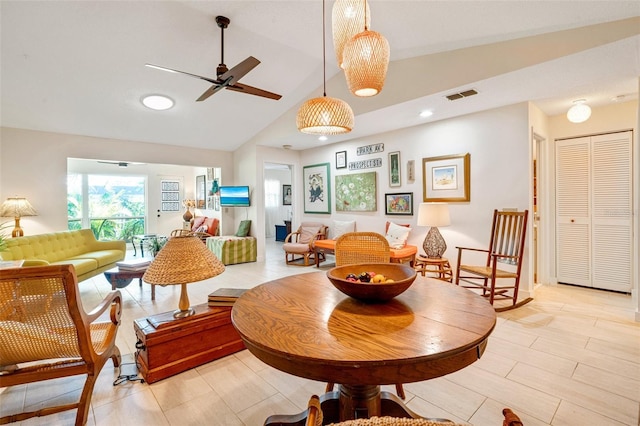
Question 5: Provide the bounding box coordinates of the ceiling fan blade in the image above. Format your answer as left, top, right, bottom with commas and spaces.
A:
196, 81, 228, 102
145, 63, 220, 85
219, 56, 260, 86
227, 83, 282, 100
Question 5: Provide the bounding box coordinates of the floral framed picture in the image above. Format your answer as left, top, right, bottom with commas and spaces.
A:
335, 171, 377, 212
422, 153, 470, 202
388, 151, 401, 187
303, 163, 331, 214
385, 192, 413, 215
282, 184, 292, 205
336, 151, 347, 169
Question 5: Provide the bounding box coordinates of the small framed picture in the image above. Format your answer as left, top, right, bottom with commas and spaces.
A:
389, 151, 401, 187
385, 192, 413, 215
422, 153, 470, 202
282, 184, 292, 205
336, 151, 347, 169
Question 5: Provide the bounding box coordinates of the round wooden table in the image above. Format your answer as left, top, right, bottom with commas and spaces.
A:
231, 272, 496, 424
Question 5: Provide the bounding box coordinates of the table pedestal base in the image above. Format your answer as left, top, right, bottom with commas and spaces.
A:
265, 386, 421, 426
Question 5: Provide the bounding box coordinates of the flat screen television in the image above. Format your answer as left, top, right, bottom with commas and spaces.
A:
219, 185, 250, 207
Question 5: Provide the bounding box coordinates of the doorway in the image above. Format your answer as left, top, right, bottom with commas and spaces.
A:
263, 163, 293, 248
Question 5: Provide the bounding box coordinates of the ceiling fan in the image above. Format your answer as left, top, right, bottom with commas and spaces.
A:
145, 15, 282, 102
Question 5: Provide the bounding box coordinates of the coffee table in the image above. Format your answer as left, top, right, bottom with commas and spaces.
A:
232, 272, 496, 423
104, 267, 155, 300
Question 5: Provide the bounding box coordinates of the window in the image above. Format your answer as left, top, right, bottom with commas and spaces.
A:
67, 174, 146, 241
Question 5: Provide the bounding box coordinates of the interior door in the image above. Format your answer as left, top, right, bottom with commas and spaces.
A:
556, 137, 591, 287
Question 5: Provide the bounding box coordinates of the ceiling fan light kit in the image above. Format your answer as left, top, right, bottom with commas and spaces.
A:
343, 29, 390, 96
567, 99, 592, 123
145, 15, 281, 102
296, 0, 354, 136
332, 0, 370, 68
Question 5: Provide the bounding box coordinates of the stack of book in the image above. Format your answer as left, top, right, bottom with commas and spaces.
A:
116, 259, 151, 272
208, 288, 246, 307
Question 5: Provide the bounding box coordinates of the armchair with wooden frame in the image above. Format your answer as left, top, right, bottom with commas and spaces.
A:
0, 264, 122, 425
283, 222, 328, 266
454, 209, 531, 312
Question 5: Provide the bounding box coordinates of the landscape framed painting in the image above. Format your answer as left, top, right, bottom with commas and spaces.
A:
303, 163, 331, 214
385, 192, 413, 215
422, 153, 470, 202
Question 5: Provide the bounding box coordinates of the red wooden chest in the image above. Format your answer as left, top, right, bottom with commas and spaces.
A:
133, 303, 245, 383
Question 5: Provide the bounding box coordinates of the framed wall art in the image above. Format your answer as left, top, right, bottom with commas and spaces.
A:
335, 171, 377, 212
422, 153, 470, 202
282, 184, 292, 205
385, 192, 413, 215
303, 163, 331, 214
336, 151, 347, 169
195, 175, 206, 209
388, 151, 401, 187
407, 160, 415, 183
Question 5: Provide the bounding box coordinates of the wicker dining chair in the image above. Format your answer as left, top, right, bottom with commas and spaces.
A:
0, 264, 122, 426
304, 395, 524, 426
329, 232, 405, 399
334, 232, 391, 266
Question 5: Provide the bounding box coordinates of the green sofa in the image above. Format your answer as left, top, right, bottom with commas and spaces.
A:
0, 229, 126, 282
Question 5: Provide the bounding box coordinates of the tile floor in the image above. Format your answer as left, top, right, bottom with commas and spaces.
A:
1, 239, 638, 425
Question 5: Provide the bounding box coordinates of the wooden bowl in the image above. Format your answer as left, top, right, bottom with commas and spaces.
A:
326, 263, 417, 303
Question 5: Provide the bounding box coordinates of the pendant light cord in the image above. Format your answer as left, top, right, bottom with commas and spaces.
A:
322, 0, 327, 97
364, 0, 368, 31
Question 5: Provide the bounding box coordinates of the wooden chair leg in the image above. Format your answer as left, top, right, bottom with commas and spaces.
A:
325, 382, 335, 392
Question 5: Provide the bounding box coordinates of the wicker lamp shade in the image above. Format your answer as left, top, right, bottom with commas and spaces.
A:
143, 235, 225, 318
332, 0, 370, 68
296, 96, 355, 135
343, 29, 390, 97
0, 197, 38, 237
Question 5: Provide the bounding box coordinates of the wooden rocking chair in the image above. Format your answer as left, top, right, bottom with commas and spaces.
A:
455, 209, 532, 311
0, 265, 122, 425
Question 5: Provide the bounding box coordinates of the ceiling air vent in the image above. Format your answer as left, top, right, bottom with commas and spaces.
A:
445, 89, 478, 101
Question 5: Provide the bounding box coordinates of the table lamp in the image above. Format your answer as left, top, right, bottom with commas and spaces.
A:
417, 202, 450, 258
143, 235, 225, 318
0, 197, 38, 237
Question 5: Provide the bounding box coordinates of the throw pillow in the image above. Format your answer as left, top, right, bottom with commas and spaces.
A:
194, 225, 208, 233
332, 220, 355, 239
192, 216, 206, 230
299, 224, 321, 243
385, 221, 412, 249
235, 220, 251, 237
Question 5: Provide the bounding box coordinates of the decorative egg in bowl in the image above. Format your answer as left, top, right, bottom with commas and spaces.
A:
326, 263, 417, 303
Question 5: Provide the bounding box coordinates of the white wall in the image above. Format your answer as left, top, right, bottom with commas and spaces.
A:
0, 127, 233, 235
298, 102, 532, 292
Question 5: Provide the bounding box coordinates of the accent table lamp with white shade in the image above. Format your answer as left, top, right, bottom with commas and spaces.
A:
417, 202, 451, 258
143, 235, 225, 319
0, 197, 38, 237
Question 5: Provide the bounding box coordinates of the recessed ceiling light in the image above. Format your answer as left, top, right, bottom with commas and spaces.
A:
419, 110, 433, 118
318, 136, 328, 141
141, 94, 174, 111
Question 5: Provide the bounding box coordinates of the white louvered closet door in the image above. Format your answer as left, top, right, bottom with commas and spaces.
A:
556, 137, 591, 287
556, 131, 633, 292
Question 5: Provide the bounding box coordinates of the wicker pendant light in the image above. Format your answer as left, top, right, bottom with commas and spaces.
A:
332, 0, 370, 68
297, 0, 354, 135
342, 2, 389, 97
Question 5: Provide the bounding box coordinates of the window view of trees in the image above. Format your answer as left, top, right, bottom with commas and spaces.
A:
67, 174, 146, 241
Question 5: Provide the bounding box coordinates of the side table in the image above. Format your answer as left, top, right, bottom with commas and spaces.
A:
104, 267, 156, 300
414, 256, 453, 282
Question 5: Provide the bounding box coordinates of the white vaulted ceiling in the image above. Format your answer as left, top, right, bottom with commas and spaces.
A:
1, 1, 639, 152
